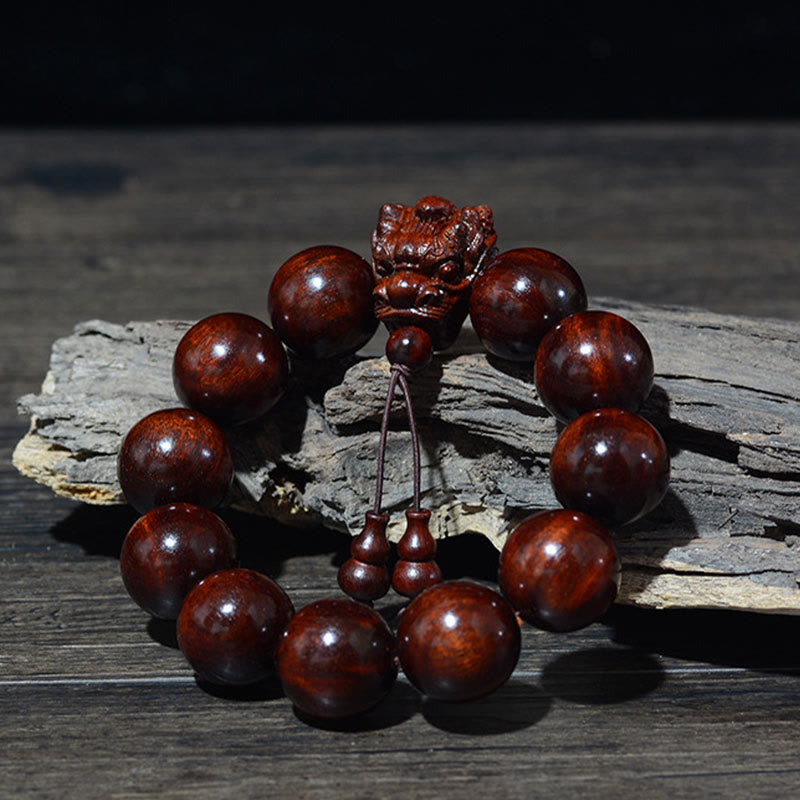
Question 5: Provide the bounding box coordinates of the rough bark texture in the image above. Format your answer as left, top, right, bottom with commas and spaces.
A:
13, 299, 800, 614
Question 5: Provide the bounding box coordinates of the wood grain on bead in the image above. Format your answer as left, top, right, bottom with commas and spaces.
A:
550, 408, 670, 526
337, 511, 391, 603
117, 408, 234, 514
534, 310, 654, 422
268, 245, 377, 360
173, 312, 288, 425
396, 580, 520, 702
120, 503, 236, 619
385, 326, 433, 372
392, 508, 442, 598
177, 568, 294, 686
470, 248, 587, 361
498, 510, 620, 632
276, 597, 397, 719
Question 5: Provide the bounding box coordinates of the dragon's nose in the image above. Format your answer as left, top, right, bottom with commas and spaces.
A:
375, 273, 435, 310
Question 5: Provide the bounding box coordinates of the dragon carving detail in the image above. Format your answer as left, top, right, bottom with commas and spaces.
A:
371, 196, 498, 350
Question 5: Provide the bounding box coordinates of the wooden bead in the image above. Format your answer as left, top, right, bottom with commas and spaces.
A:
177, 568, 294, 685
385, 326, 433, 371
470, 248, 587, 361
550, 408, 670, 526
117, 408, 234, 514
173, 312, 288, 425
397, 581, 520, 702
498, 509, 620, 632
337, 511, 391, 603
392, 508, 442, 598
268, 245, 378, 359
276, 597, 397, 719
534, 310, 654, 422
120, 503, 236, 619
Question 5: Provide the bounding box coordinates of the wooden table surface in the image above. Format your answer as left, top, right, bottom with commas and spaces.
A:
2, 125, 799, 799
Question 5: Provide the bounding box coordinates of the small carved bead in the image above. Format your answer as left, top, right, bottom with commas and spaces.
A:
117, 408, 234, 514
397, 580, 520, 702
268, 245, 378, 359
392, 509, 442, 598
120, 503, 236, 619
534, 310, 654, 422
177, 568, 294, 686
498, 510, 620, 632
338, 511, 391, 603
276, 597, 397, 719
470, 248, 587, 361
550, 408, 670, 526
386, 326, 433, 371
391, 560, 443, 598
173, 312, 288, 425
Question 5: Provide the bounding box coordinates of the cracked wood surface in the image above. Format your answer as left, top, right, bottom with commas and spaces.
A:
14, 299, 800, 614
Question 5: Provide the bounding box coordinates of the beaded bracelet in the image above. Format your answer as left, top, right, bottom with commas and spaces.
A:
116, 196, 670, 721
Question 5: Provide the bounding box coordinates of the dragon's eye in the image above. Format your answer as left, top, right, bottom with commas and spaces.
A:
376, 260, 394, 278
436, 261, 462, 284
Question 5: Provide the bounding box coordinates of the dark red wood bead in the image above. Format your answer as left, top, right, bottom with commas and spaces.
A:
534, 310, 654, 422
177, 568, 294, 686
498, 509, 620, 632
397, 580, 521, 702
120, 503, 237, 620
338, 511, 391, 603
385, 326, 433, 372
173, 312, 288, 425
117, 408, 234, 514
276, 597, 397, 719
268, 245, 378, 360
550, 408, 670, 526
392, 508, 442, 598
470, 248, 587, 361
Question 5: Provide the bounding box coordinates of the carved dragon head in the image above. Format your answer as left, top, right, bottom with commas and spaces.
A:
371, 196, 498, 351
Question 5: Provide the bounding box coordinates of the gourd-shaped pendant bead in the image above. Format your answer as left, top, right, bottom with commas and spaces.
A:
338, 511, 391, 602
392, 509, 442, 598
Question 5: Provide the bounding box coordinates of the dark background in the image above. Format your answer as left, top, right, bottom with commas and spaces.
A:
2, 4, 798, 125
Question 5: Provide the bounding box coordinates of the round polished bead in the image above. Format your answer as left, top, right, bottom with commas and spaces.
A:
498, 510, 620, 632
268, 245, 378, 359
120, 503, 237, 619
385, 326, 433, 371
550, 408, 670, 526
276, 597, 397, 719
177, 568, 294, 685
397, 580, 520, 702
173, 312, 288, 425
117, 408, 234, 514
534, 310, 654, 422
470, 248, 587, 361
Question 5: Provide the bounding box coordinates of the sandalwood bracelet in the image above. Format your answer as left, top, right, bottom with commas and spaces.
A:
116, 196, 670, 721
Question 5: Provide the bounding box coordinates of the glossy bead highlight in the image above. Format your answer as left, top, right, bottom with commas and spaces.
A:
385, 326, 433, 372
550, 408, 670, 526
470, 248, 587, 361
276, 597, 397, 719
534, 310, 654, 422
498, 510, 620, 632
268, 245, 378, 359
177, 569, 294, 686
117, 408, 234, 514
173, 312, 288, 425
120, 503, 236, 619
397, 581, 520, 702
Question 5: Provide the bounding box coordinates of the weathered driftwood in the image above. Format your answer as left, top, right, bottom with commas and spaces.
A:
13, 299, 800, 614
